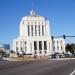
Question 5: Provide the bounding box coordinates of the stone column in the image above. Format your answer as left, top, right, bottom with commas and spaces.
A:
44, 25, 45, 36
42, 41, 44, 56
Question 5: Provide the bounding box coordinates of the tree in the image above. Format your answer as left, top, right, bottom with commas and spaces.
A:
10, 50, 15, 53
0, 50, 5, 58
66, 43, 75, 54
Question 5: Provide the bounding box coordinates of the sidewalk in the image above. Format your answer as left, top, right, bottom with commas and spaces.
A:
2, 57, 75, 61
2, 57, 20, 61
49, 58, 75, 60
2, 57, 35, 61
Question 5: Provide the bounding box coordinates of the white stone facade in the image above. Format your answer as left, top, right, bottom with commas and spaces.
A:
13, 10, 65, 57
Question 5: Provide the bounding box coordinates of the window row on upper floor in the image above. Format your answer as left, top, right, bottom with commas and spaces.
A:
22, 21, 45, 25
28, 25, 47, 36
53, 41, 63, 44
16, 41, 27, 45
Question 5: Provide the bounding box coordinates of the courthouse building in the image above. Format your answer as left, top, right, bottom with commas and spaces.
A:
13, 9, 65, 58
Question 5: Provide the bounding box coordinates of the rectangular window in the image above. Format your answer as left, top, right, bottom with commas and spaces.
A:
38, 25, 40, 36
39, 41, 42, 50
20, 47, 24, 53
35, 25, 37, 36
57, 46, 59, 51
42, 25, 44, 36
53, 46, 55, 51
57, 41, 59, 44
16, 47, 19, 55
44, 51, 47, 54
20, 47, 23, 53
20, 47, 23, 51
16, 47, 18, 52
25, 41, 26, 45
23, 22, 24, 24
28, 25, 30, 36
40, 51, 42, 54
34, 41, 37, 50
31, 25, 33, 36
44, 41, 47, 50
35, 51, 37, 54
25, 46, 26, 52
61, 46, 63, 51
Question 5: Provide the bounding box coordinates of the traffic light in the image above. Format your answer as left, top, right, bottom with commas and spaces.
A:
63, 35, 66, 39
51, 36, 54, 41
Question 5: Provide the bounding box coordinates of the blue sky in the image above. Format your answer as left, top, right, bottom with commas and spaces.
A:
0, 0, 75, 46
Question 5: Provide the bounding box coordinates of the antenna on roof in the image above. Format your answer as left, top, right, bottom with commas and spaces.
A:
32, 0, 34, 10
30, 0, 36, 16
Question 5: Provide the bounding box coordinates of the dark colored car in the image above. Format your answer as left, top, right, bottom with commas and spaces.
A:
48, 53, 65, 59
48, 54, 56, 59
63, 53, 73, 58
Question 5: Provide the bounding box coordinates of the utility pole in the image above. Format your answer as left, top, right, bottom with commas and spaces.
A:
51, 36, 54, 54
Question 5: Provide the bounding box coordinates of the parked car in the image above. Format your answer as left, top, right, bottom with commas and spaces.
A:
49, 54, 57, 59
48, 53, 65, 59
63, 53, 73, 58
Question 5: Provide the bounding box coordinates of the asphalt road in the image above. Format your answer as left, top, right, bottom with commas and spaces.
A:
0, 58, 75, 75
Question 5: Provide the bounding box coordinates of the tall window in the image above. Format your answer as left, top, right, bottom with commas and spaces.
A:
38, 25, 40, 36
23, 22, 24, 24
39, 41, 42, 50
25, 41, 26, 45
20, 47, 23, 51
53, 46, 55, 51
44, 51, 47, 54
42, 25, 44, 36
44, 41, 47, 50
35, 25, 37, 36
35, 51, 37, 54
34, 41, 37, 50
16, 47, 19, 55
57, 41, 59, 44
61, 46, 63, 51
40, 51, 42, 54
35, 22, 36, 24
25, 46, 26, 52
57, 46, 59, 51
31, 25, 33, 36
21, 47, 24, 53
28, 25, 30, 36
16, 47, 19, 53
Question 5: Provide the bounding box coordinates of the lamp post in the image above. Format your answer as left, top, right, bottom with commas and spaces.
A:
51, 36, 54, 54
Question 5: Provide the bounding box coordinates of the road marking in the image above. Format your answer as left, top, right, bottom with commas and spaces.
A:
70, 70, 75, 75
